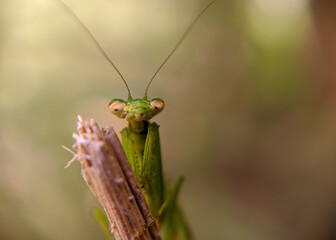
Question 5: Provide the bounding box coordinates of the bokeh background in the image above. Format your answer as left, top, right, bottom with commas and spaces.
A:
1, 0, 336, 239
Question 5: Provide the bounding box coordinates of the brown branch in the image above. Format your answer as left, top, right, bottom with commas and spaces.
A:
67, 116, 161, 240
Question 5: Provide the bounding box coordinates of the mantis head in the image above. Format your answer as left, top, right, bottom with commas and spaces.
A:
109, 97, 164, 121
58, 0, 213, 122
105, 1, 213, 122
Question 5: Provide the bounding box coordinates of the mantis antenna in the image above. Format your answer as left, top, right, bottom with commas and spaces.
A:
144, 1, 215, 97
55, 0, 132, 99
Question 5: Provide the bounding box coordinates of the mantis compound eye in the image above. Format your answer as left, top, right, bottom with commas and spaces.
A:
109, 99, 126, 118
150, 98, 164, 115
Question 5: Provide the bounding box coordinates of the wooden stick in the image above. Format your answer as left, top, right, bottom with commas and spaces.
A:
67, 116, 161, 240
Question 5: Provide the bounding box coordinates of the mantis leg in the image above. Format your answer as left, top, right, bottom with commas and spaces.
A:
160, 177, 193, 240
121, 123, 192, 239
120, 127, 140, 179
142, 122, 164, 217
121, 122, 164, 217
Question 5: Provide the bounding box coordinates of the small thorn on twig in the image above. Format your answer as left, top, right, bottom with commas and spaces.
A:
62, 145, 78, 168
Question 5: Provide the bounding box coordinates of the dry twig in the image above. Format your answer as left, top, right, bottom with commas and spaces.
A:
66, 116, 161, 240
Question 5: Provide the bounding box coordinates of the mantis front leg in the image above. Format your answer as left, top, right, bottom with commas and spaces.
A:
121, 122, 192, 239
121, 122, 164, 217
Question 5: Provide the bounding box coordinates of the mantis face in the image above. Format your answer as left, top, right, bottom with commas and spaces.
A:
109, 98, 164, 121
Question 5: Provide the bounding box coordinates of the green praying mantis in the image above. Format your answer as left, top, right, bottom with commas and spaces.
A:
59, 1, 214, 239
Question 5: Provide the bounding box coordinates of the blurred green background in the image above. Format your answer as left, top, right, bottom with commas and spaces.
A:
1, 0, 336, 239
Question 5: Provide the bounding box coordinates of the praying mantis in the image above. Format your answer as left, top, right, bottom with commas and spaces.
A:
58, 1, 214, 239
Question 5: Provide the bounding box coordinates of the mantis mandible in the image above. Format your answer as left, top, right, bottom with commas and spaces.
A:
58, 1, 214, 239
